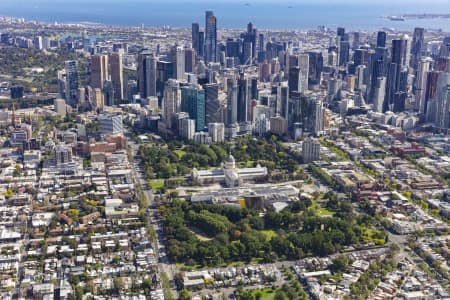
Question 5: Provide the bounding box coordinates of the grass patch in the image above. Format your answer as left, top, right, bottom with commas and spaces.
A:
148, 179, 164, 191
309, 201, 334, 217
251, 288, 276, 300
362, 228, 385, 245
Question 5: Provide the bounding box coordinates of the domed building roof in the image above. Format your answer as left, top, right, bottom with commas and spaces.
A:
225, 154, 235, 163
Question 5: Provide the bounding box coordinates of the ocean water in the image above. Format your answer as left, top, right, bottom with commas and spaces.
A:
0, 0, 450, 32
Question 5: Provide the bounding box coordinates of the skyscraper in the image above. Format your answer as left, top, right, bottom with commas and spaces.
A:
435, 72, 450, 129
339, 40, 350, 66
307, 52, 323, 87
137, 50, 157, 98
91, 54, 109, 90
205, 11, 217, 64
416, 57, 432, 114
65, 60, 79, 107
373, 77, 386, 113
184, 48, 196, 73
288, 67, 302, 94
411, 27, 425, 69
162, 79, 181, 129
392, 35, 410, 68
181, 84, 206, 131
242, 22, 257, 61
204, 83, 221, 124
258, 33, 265, 63
192, 23, 200, 55
337, 27, 346, 40
110, 52, 124, 101
226, 77, 238, 126
174, 47, 185, 81
237, 73, 251, 123
198, 31, 205, 58
376, 31, 386, 48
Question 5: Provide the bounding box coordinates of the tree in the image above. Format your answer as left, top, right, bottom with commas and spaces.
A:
178, 289, 191, 300
331, 255, 349, 273
274, 290, 288, 300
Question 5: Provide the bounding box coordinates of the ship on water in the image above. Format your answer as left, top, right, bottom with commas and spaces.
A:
388, 15, 405, 21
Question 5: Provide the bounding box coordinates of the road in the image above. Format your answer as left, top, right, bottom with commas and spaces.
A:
127, 136, 178, 296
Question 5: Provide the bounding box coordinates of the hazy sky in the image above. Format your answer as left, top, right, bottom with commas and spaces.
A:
4, 0, 450, 3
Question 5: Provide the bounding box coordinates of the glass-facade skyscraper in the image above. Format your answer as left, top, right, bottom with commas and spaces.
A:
205, 10, 217, 64
181, 84, 206, 131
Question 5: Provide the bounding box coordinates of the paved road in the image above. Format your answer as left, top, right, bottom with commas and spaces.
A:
127, 137, 178, 296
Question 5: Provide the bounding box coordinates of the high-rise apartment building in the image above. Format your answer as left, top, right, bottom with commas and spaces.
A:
110, 52, 124, 101
91, 54, 109, 90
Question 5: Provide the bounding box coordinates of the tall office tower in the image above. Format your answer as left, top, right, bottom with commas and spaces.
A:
110, 52, 124, 101
384, 37, 409, 111
162, 79, 181, 129
411, 27, 425, 69
226, 38, 243, 60
198, 31, 205, 58
416, 57, 432, 113
137, 50, 157, 99
156, 61, 174, 100
226, 77, 238, 126
258, 33, 265, 63
242, 22, 257, 60
376, 31, 386, 48
369, 49, 387, 101
288, 67, 302, 94
205, 11, 217, 63
307, 52, 323, 88
353, 48, 371, 68
192, 23, 200, 55
392, 35, 410, 68
175, 47, 185, 81
204, 83, 221, 124
355, 65, 366, 90
185, 48, 196, 73
352, 32, 360, 50
385, 62, 400, 112
242, 42, 253, 64
103, 80, 115, 106
237, 73, 251, 122
436, 85, 450, 129
64, 61, 79, 107
424, 71, 440, 115
435, 72, 450, 129
181, 84, 206, 131
298, 54, 309, 91
251, 77, 258, 100
91, 54, 109, 90
275, 82, 289, 120
302, 138, 321, 163
337, 27, 346, 40
339, 40, 350, 66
